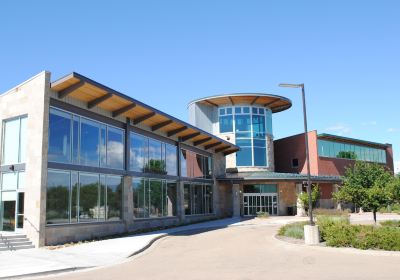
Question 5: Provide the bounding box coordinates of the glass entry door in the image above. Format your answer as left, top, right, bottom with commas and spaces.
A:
1, 200, 16, 231
0, 192, 24, 232
243, 193, 278, 216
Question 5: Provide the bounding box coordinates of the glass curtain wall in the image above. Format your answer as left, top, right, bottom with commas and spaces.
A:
130, 132, 177, 175
218, 106, 271, 167
48, 108, 125, 169
46, 170, 123, 224
183, 183, 213, 215
317, 139, 387, 163
132, 178, 177, 218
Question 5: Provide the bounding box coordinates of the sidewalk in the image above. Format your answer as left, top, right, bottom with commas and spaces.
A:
0, 216, 305, 279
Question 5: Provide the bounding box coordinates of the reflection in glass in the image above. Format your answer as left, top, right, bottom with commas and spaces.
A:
107, 127, 125, 169
46, 170, 70, 224
79, 173, 99, 222
130, 133, 148, 172
106, 175, 122, 220
49, 110, 71, 163
80, 119, 100, 167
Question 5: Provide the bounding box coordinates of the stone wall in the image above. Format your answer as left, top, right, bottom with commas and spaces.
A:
277, 182, 297, 215
0, 72, 50, 247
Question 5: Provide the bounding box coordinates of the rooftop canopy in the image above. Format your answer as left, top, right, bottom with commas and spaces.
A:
189, 93, 292, 113
51, 72, 239, 155
217, 171, 342, 183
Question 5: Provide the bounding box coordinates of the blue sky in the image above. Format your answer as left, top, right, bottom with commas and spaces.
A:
1, 1, 399, 171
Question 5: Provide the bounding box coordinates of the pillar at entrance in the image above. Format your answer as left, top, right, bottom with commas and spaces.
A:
232, 184, 241, 217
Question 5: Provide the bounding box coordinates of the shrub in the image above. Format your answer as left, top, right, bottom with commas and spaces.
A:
256, 211, 269, 218
323, 223, 359, 247
313, 208, 350, 217
278, 222, 308, 240
322, 223, 400, 251
380, 220, 400, 228
316, 215, 350, 241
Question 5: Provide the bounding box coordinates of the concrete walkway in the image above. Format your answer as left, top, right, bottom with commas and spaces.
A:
0, 216, 305, 279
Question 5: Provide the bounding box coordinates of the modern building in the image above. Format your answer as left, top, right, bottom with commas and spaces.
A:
274, 131, 394, 208
0, 72, 239, 247
1, 73, 395, 248
188, 94, 343, 217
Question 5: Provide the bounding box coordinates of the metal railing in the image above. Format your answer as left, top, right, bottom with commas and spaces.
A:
0, 233, 14, 251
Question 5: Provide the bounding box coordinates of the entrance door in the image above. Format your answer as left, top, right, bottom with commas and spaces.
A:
1, 200, 16, 231
243, 193, 278, 216
0, 192, 24, 232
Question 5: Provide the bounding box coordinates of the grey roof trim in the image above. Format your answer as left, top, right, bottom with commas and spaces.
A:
216, 172, 342, 183
188, 93, 292, 113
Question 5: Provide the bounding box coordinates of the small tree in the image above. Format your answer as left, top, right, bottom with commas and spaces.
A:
333, 161, 395, 223
299, 184, 320, 215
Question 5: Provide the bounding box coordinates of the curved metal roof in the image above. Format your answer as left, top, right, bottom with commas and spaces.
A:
189, 93, 292, 113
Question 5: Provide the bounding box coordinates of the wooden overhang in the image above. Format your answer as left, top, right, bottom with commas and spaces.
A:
51, 72, 239, 155
189, 93, 292, 113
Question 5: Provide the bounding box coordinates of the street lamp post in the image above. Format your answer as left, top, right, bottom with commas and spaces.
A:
279, 83, 314, 226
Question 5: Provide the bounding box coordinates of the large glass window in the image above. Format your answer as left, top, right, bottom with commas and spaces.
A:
107, 127, 125, 169
79, 173, 100, 222
148, 139, 163, 173
183, 183, 213, 215
106, 175, 123, 220
80, 119, 101, 167
48, 108, 125, 169
180, 149, 213, 178
165, 144, 178, 176
130, 133, 148, 172
46, 170, 70, 224
46, 170, 122, 225
218, 106, 271, 167
317, 139, 387, 163
2, 116, 27, 165
219, 108, 233, 133
130, 132, 178, 175
132, 178, 177, 219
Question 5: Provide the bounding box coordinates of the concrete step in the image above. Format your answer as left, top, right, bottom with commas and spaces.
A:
0, 233, 34, 251
1, 240, 32, 246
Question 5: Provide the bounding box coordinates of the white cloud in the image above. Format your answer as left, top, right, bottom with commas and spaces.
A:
387, 128, 399, 133
325, 124, 351, 136
395, 161, 400, 175
361, 121, 377, 126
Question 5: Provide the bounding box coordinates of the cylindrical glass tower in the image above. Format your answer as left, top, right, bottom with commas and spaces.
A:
188, 93, 292, 172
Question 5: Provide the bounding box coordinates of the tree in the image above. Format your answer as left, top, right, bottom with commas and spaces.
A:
299, 184, 320, 215
333, 161, 396, 223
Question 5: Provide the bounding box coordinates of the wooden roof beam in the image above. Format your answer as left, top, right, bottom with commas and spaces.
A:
180, 132, 201, 142
205, 141, 222, 150
87, 93, 113, 109
167, 126, 187, 137
250, 96, 259, 105
205, 100, 218, 107
112, 103, 136, 118
224, 149, 239, 156
228, 96, 235, 105
58, 80, 85, 99
132, 112, 156, 125
215, 146, 230, 153
152, 120, 173, 131
193, 137, 212, 146
264, 99, 280, 108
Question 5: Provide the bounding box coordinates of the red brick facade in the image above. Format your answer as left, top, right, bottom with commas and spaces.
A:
274, 131, 394, 201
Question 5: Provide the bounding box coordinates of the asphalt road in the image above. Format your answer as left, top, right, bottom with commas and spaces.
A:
37, 223, 400, 280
